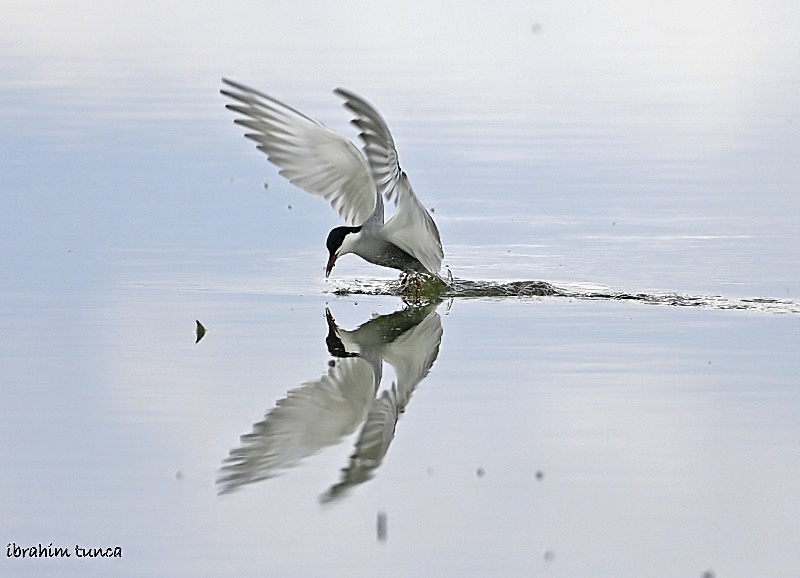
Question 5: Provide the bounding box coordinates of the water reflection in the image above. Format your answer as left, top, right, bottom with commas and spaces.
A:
217, 302, 443, 501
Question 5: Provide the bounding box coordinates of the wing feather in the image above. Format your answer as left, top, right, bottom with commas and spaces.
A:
334, 88, 443, 273
216, 357, 377, 494
222, 79, 378, 226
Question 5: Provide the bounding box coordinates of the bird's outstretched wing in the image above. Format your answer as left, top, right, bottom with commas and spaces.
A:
319, 388, 399, 503
217, 356, 377, 494
335, 88, 443, 273
222, 79, 381, 226
380, 310, 443, 409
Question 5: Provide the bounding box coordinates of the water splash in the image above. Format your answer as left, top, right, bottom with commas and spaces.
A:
327, 278, 800, 314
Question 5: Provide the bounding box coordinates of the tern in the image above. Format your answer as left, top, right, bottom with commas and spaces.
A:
221, 79, 443, 279
216, 303, 443, 497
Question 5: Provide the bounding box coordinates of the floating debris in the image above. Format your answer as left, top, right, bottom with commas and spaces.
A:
376, 510, 388, 543
195, 320, 206, 343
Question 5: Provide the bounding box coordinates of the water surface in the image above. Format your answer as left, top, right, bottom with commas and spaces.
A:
2, 1, 799, 576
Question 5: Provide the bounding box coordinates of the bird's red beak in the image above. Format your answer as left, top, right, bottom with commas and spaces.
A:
325, 253, 336, 278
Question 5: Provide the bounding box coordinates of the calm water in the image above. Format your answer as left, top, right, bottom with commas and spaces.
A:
2, 1, 799, 576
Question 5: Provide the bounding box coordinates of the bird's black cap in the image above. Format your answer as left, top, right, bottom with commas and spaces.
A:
326, 226, 362, 253
325, 226, 361, 277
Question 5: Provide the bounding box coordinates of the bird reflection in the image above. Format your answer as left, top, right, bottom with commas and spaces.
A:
217, 302, 443, 501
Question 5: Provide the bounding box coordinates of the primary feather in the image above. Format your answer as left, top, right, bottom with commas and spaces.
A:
222, 79, 443, 275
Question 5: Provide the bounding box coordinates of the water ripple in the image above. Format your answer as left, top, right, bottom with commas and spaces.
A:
328, 278, 800, 314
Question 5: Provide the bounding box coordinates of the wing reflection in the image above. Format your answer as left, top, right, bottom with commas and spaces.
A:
217, 302, 443, 499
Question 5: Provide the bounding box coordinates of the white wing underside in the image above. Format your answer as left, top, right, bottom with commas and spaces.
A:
222, 79, 443, 274
217, 357, 377, 492
221, 79, 381, 227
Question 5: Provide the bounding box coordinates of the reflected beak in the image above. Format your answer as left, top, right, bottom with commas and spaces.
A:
325, 253, 336, 278
324, 307, 338, 333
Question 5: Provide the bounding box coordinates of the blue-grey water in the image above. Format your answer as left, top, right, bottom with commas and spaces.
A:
2, 1, 799, 576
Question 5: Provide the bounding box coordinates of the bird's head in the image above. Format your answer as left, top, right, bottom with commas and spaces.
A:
325, 226, 362, 277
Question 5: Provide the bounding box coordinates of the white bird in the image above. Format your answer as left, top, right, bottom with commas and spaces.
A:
221, 79, 443, 278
